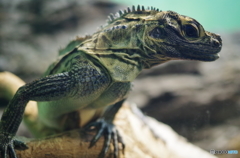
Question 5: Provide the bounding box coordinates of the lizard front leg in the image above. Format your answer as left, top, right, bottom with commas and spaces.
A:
0, 73, 73, 158
0, 63, 111, 158
85, 100, 125, 158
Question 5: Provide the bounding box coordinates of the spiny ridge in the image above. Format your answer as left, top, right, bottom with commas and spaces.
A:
107, 5, 161, 23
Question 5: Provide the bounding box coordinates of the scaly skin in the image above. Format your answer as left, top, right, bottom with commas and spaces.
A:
0, 5, 222, 158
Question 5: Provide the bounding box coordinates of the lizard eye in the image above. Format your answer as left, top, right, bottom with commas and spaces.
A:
184, 24, 199, 38
149, 27, 166, 39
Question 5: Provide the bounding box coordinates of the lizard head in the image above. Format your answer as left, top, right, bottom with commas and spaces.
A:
97, 5, 222, 69
143, 10, 222, 67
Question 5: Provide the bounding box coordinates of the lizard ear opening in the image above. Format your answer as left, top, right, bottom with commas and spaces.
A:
149, 27, 166, 39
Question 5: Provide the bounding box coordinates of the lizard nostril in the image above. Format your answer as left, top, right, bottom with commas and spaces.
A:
213, 40, 220, 47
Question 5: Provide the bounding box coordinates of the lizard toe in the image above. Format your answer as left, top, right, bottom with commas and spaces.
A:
8, 143, 17, 158
85, 118, 124, 158
13, 139, 28, 151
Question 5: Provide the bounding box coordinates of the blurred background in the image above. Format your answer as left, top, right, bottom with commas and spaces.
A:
0, 0, 240, 157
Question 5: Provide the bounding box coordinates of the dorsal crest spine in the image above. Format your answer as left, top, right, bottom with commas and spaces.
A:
107, 5, 162, 23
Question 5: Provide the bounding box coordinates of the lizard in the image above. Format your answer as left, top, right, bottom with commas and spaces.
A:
0, 5, 222, 158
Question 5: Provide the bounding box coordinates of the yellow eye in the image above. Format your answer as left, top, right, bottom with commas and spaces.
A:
184, 24, 199, 38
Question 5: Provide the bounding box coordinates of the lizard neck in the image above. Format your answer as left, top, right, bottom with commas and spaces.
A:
77, 22, 146, 82
78, 47, 143, 82
79, 18, 171, 70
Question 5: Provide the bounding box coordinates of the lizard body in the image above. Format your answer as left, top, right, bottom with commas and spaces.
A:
0, 5, 222, 158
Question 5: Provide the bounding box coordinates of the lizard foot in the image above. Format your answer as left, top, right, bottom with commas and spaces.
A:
85, 118, 125, 158
0, 134, 28, 158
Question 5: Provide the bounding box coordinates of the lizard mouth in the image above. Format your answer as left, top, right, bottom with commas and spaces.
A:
178, 43, 222, 61
180, 49, 220, 61
188, 53, 220, 61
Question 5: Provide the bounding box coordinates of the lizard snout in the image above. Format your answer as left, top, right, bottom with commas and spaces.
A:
212, 34, 222, 48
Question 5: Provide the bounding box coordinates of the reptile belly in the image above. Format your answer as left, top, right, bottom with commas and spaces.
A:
37, 81, 131, 129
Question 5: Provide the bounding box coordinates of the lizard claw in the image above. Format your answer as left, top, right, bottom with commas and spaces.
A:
0, 133, 28, 158
13, 139, 28, 150
85, 118, 125, 158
